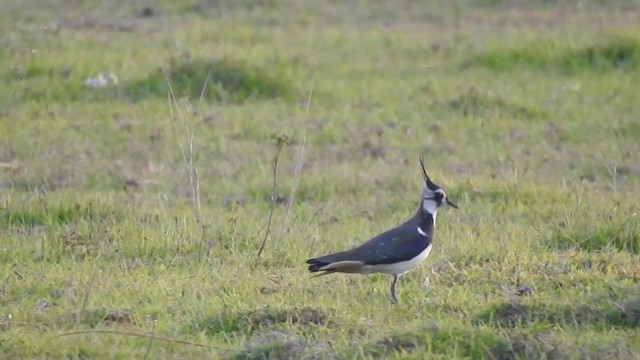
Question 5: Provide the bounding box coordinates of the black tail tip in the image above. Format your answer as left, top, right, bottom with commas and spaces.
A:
306, 258, 325, 272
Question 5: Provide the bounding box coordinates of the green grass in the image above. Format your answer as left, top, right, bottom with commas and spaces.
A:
476, 35, 640, 72
1, 1, 639, 359
128, 56, 297, 103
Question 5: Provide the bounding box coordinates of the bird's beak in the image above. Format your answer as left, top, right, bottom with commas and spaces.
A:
446, 199, 459, 209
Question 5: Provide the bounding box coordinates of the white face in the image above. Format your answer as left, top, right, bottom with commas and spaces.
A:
422, 186, 448, 214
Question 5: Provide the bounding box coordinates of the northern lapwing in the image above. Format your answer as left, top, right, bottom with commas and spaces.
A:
306, 157, 457, 303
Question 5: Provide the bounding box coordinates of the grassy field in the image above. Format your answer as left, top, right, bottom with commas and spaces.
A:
1, 0, 640, 358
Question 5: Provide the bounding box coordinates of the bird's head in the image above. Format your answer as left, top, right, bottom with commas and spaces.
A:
419, 155, 458, 215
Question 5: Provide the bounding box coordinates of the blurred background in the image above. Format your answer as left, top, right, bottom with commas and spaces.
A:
1, 1, 639, 359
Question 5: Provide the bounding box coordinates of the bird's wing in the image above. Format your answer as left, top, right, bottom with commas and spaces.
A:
310, 224, 432, 266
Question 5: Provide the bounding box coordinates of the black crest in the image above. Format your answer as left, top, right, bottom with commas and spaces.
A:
419, 155, 439, 191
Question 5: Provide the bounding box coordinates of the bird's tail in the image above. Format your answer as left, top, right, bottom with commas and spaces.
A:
306, 256, 365, 275
306, 258, 332, 273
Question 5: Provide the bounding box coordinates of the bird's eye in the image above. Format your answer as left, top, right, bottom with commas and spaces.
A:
433, 192, 444, 202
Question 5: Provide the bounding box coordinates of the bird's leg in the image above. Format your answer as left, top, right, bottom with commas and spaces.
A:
390, 275, 399, 304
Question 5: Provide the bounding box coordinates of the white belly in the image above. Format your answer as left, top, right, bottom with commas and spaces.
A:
361, 244, 432, 276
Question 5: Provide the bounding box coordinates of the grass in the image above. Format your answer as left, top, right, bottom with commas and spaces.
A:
476, 35, 640, 72
1, 0, 639, 359
129, 56, 297, 103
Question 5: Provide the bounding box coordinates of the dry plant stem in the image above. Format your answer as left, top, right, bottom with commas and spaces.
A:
197, 224, 208, 262
256, 140, 285, 258
280, 82, 314, 236
281, 133, 306, 231
165, 72, 202, 224
143, 320, 157, 360
54, 329, 208, 348
199, 67, 213, 102
78, 257, 100, 325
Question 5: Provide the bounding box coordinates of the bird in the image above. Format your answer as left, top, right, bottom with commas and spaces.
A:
306, 156, 458, 303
